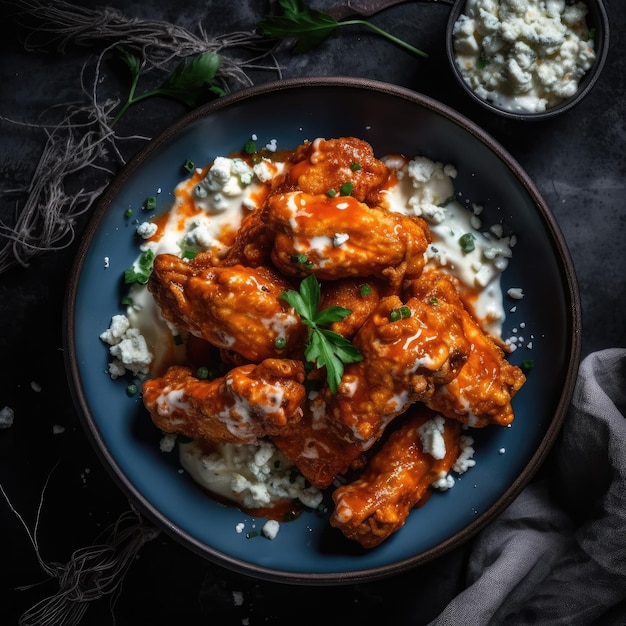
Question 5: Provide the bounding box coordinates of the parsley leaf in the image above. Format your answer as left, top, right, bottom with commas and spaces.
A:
258, 0, 338, 53
158, 53, 225, 107
280, 274, 363, 393
112, 49, 225, 126
258, 0, 428, 58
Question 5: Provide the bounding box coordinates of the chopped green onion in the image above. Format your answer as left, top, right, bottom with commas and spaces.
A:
144, 196, 157, 211
246, 531, 259, 539
360, 284, 372, 297
124, 208, 134, 218
274, 336, 287, 350
183, 158, 195, 172
340, 182, 353, 196
126, 384, 138, 397
182, 249, 197, 260
522, 359, 535, 371
196, 366, 210, 379
459, 232, 476, 254
437, 195, 455, 208
244, 140, 257, 154
350, 162, 361, 171
121, 295, 134, 307
138, 249, 155, 271
429, 297, 439, 305
124, 249, 155, 284
389, 305, 412, 322
326, 188, 337, 198
291, 253, 313, 268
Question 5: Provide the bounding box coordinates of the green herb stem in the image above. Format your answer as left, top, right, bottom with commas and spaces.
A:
340, 19, 428, 58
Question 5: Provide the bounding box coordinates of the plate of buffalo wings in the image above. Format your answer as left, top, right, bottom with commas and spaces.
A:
64, 78, 581, 583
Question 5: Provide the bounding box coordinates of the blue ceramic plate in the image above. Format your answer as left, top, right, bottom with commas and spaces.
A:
64, 78, 581, 584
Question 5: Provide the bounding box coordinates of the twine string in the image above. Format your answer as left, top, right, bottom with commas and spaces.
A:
1, 0, 281, 274
1, 465, 160, 626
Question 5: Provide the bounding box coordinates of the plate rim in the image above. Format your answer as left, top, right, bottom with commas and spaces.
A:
63, 76, 582, 585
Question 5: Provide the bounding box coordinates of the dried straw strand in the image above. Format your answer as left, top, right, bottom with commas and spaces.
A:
0, 0, 281, 274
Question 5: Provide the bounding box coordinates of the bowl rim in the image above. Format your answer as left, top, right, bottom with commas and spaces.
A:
63, 76, 582, 584
445, 0, 610, 121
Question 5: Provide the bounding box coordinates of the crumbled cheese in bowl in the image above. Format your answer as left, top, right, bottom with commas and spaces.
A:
452, 0, 597, 113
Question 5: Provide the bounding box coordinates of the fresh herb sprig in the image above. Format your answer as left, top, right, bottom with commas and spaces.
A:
258, 0, 428, 58
280, 274, 363, 393
112, 48, 226, 126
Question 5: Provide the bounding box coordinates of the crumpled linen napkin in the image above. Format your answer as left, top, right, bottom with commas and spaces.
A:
430, 348, 626, 625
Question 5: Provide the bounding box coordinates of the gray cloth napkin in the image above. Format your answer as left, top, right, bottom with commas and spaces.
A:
431, 348, 626, 625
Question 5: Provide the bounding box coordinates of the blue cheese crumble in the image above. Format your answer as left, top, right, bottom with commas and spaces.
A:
418, 415, 477, 492
453, 0, 597, 113
100, 314, 153, 379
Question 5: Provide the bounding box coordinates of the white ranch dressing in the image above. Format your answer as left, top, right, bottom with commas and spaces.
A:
383, 156, 511, 338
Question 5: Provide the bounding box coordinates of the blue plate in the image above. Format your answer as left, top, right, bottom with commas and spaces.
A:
64, 78, 581, 584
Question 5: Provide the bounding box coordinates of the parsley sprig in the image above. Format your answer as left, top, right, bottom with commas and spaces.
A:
280, 275, 363, 393
258, 0, 428, 58
112, 48, 226, 126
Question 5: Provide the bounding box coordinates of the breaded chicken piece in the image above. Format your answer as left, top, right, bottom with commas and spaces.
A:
313, 295, 469, 450
330, 408, 462, 548
142, 359, 306, 445
265, 191, 429, 287
220, 206, 275, 268
271, 402, 367, 489
147, 254, 305, 362
318, 276, 391, 339
408, 269, 526, 427
286, 137, 390, 205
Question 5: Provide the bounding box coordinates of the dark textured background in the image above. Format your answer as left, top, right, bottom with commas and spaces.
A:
1, 1, 624, 624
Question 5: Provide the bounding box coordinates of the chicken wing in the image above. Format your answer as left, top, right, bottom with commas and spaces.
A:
313, 294, 469, 450
408, 269, 526, 427
286, 137, 390, 205
330, 408, 462, 548
265, 191, 429, 286
220, 206, 275, 268
142, 359, 306, 445
147, 254, 305, 362
271, 401, 367, 489
318, 276, 391, 339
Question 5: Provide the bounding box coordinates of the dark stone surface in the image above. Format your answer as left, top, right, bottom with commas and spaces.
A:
1, 1, 624, 624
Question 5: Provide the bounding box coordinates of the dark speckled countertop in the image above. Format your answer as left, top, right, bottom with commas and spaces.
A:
1, 1, 624, 624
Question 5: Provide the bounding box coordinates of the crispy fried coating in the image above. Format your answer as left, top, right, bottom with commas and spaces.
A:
147, 254, 305, 362
313, 295, 469, 450
265, 191, 429, 286
220, 207, 275, 268
408, 269, 526, 427
330, 408, 462, 548
142, 359, 306, 444
318, 277, 391, 339
271, 404, 367, 489
286, 137, 390, 205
